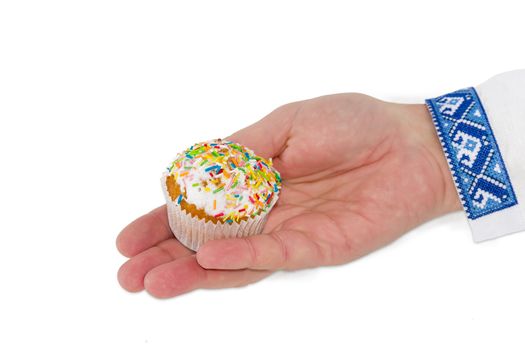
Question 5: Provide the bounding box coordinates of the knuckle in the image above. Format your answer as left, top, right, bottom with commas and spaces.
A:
268, 232, 288, 269
244, 237, 259, 267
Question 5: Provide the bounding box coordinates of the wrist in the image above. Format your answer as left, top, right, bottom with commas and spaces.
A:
397, 103, 462, 215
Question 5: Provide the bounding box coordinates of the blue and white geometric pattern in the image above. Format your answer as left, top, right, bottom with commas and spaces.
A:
425, 87, 517, 220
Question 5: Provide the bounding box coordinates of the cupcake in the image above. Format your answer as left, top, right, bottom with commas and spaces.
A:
161, 139, 282, 251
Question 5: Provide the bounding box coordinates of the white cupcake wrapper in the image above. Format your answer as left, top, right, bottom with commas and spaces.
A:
161, 175, 270, 251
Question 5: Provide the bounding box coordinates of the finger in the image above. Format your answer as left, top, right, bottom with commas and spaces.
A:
226, 101, 300, 159
117, 238, 194, 292
196, 230, 326, 271
116, 205, 173, 258
144, 255, 273, 299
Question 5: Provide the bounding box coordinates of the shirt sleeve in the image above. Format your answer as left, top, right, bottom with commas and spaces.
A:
425, 70, 525, 242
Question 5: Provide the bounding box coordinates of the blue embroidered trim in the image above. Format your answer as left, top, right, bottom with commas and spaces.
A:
425, 87, 517, 220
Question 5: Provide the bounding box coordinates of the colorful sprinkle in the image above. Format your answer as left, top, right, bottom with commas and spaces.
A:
204, 165, 221, 172
165, 139, 282, 223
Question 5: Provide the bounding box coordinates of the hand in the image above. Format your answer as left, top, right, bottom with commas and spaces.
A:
116, 93, 461, 298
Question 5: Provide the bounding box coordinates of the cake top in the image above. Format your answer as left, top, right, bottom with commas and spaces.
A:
164, 139, 281, 223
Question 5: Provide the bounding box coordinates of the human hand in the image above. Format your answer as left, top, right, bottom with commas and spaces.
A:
116, 93, 461, 298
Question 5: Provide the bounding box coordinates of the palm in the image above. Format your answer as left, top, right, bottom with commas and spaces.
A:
117, 93, 459, 298
255, 93, 457, 265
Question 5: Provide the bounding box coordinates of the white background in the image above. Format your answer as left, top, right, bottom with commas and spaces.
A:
1, 1, 524, 349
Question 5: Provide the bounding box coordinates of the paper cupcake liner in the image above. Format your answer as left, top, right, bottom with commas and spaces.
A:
161, 176, 270, 251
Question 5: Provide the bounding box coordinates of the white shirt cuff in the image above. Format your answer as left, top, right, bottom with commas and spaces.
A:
425, 70, 525, 242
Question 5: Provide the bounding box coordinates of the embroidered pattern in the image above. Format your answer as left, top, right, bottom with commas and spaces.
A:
425, 88, 517, 219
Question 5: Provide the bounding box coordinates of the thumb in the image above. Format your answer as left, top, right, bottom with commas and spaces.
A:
226, 101, 299, 159
196, 229, 326, 271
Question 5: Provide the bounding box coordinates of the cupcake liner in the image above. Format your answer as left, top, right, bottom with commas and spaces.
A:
161, 175, 271, 251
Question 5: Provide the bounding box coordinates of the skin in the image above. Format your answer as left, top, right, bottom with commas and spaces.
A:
116, 93, 462, 298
